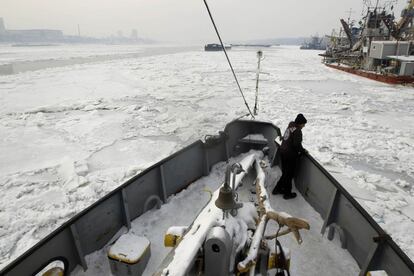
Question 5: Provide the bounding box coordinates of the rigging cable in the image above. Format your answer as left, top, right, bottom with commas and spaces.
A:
202, 0, 255, 119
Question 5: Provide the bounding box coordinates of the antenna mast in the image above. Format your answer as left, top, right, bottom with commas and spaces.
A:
253, 51, 264, 116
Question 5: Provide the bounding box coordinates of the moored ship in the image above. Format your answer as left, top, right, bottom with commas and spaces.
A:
322, 1, 414, 85
204, 43, 231, 51
300, 35, 326, 50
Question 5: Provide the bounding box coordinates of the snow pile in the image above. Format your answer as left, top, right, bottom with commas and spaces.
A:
165, 226, 188, 237
108, 234, 150, 263
241, 133, 267, 142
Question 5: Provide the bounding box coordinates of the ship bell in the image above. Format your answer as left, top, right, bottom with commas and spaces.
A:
215, 186, 239, 210
215, 164, 243, 211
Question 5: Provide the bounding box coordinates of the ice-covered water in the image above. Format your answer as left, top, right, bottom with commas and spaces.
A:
0, 44, 197, 75
0, 44, 413, 270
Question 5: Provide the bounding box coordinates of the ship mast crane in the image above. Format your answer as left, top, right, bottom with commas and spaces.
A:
394, 0, 414, 39
340, 19, 355, 48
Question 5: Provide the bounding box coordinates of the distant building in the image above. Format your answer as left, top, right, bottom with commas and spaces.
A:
0, 18, 63, 42
7, 29, 63, 41
131, 29, 138, 40
0, 18, 6, 34
0, 17, 152, 44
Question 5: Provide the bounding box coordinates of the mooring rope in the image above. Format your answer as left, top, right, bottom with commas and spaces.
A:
202, 0, 255, 119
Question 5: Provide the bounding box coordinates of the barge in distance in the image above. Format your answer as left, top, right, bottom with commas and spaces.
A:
204, 43, 231, 51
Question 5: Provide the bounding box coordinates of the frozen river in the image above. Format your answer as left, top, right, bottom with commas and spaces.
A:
0, 44, 413, 270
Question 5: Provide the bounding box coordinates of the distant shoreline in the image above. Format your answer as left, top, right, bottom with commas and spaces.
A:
0, 45, 198, 75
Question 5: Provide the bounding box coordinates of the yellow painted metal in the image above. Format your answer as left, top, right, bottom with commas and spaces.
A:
164, 234, 183, 247
366, 271, 389, 276
268, 253, 291, 270
164, 234, 177, 247
268, 253, 277, 269
108, 245, 150, 264
42, 267, 64, 276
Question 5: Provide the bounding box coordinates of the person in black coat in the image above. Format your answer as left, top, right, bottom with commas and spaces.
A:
272, 114, 307, 199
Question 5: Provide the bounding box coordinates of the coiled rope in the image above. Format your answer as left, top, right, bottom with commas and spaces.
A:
202, 0, 255, 119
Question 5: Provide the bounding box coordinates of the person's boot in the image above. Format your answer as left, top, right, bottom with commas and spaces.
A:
283, 192, 297, 200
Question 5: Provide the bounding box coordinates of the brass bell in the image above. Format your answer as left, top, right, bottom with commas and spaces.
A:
215, 186, 240, 211
215, 163, 243, 211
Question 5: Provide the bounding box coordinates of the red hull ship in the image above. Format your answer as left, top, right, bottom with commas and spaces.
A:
325, 63, 414, 85
322, 0, 414, 86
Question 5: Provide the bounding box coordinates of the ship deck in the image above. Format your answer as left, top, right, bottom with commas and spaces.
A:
71, 152, 359, 276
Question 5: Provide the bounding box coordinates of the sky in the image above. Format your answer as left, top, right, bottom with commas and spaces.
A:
0, 0, 406, 43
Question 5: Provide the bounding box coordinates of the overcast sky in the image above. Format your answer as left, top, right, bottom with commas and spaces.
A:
0, 0, 406, 43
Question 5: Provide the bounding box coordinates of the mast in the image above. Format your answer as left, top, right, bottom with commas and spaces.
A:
253, 51, 263, 116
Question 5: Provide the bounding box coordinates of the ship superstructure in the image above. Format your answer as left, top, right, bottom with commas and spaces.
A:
322, 0, 414, 84
300, 35, 326, 50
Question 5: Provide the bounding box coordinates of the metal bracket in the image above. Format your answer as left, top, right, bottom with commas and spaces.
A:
160, 165, 168, 202
321, 188, 340, 234
70, 224, 87, 271
327, 223, 347, 249
359, 241, 380, 276
358, 234, 391, 275
121, 189, 131, 230
204, 147, 210, 176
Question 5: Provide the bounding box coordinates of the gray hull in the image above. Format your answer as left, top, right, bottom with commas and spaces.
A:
1, 120, 413, 276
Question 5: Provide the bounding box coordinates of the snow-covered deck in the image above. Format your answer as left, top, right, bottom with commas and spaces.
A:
72, 152, 359, 275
